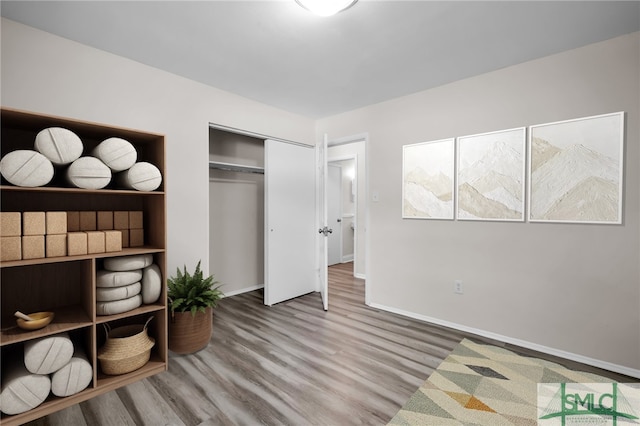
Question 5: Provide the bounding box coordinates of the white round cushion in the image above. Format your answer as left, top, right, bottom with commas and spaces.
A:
96, 294, 142, 316
96, 281, 141, 302
0, 150, 54, 187
93, 137, 137, 172
66, 156, 111, 189
103, 254, 153, 272
119, 161, 162, 191
0, 361, 51, 415
34, 127, 83, 166
142, 264, 162, 304
24, 333, 74, 375
96, 269, 143, 287
51, 348, 93, 397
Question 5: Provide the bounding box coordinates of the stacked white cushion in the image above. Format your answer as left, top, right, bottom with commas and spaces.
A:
96, 269, 143, 287
0, 150, 54, 187
93, 137, 137, 172
103, 254, 153, 272
142, 264, 162, 304
119, 161, 162, 191
96, 294, 142, 316
66, 156, 111, 189
24, 333, 74, 375
34, 127, 83, 166
0, 360, 51, 415
96, 281, 142, 302
50, 348, 93, 397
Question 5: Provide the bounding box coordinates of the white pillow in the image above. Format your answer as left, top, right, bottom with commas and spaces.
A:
142, 264, 162, 304
96, 269, 143, 287
24, 333, 74, 375
66, 156, 111, 189
34, 127, 83, 166
51, 348, 93, 397
96, 281, 141, 302
0, 361, 51, 415
118, 161, 162, 191
103, 254, 153, 272
93, 137, 137, 172
96, 294, 142, 316
0, 150, 54, 187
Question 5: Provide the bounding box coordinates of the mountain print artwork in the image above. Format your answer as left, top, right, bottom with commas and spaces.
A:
457, 128, 526, 221
403, 138, 455, 219
529, 112, 623, 223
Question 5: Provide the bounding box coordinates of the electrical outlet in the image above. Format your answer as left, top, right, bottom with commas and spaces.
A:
454, 280, 463, 294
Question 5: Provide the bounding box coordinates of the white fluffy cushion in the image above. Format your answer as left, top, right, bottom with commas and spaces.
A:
103, 254, 153, 272
142, 264, 162, 304
34, 127, 83, 166
24, 333, 74, 375
96, 269, 143, 287
0, 150, 54, 187
93, 137, 137, 172
96, 281, 141, 302
66, 156, 111, 189
0, 360, 51, 415
118, 161, 162, 191
96, 294, 142, 316
51, 348, 93, 397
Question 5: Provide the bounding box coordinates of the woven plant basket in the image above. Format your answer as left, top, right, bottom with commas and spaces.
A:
168, 306, 212, 354
98, 317, 155, 375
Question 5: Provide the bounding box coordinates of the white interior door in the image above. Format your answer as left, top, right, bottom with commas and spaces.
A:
264, 139, 316, 306
317, 135, 329, 310
327, 164, 342, 266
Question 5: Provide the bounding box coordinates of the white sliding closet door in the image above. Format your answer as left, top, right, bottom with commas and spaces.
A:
264, 139, 317, 306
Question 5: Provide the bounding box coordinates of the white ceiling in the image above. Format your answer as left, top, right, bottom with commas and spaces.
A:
2, 1, 639, 119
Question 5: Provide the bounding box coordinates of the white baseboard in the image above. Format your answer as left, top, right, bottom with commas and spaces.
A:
369, 302, 640, 379
223, 284, 264, 298
342, 255, 354, 262
354, 272, 365, 279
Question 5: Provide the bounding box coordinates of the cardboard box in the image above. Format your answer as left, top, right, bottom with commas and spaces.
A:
104, 230, 122, 252
86, 231, 106, 254
1, 236, 22, 261
120, 229, 130, 248
129, 211, 144, 229
0, 212, 21, 237
22, 235, 45, 260
46, 211, 67, 235
23, 212, 45, 236
67, 211, 80, 232
79, 211, 97, 231
97, 211, 114, 230
114, 211, 129, 230
129, 228, 144, 247
67, 232, 88, 256
46, 234, 67, 257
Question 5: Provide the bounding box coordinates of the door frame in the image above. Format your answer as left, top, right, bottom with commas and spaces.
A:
327, 133, 370, 306
327, 162, 343, 266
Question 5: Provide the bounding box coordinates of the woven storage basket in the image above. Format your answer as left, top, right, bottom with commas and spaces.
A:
97, 317, 155, 375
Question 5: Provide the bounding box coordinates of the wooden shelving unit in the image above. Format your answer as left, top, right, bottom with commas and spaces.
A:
0, 108, 167, 425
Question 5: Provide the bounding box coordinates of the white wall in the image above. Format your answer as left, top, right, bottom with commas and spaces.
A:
1, 18, 314, 277
318, 33, 640, 374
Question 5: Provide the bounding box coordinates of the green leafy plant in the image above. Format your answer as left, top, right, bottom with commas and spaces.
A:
167, 260, 223, 316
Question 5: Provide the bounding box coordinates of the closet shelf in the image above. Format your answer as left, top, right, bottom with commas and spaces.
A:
208, 161, 264, 175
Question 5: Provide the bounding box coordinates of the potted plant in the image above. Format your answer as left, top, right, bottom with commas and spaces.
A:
167, 260, 223, 354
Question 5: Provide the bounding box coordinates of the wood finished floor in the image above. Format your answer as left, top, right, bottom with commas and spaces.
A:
27, 262, 634, 426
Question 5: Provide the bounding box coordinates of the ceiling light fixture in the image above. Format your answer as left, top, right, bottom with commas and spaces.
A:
295, 0, 358, 17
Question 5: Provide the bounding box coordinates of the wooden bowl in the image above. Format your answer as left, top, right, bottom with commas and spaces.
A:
17, 312, 55, 330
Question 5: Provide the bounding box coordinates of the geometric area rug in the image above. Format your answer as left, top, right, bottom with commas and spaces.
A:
388, 338, 639, 426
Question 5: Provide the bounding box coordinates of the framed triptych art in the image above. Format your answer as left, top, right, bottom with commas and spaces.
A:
456, 128, 526, 221
402, 138, 455, 220
528, 112, 624, 224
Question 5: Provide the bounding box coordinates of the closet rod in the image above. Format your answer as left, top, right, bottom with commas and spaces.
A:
208, 160, 264, 175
